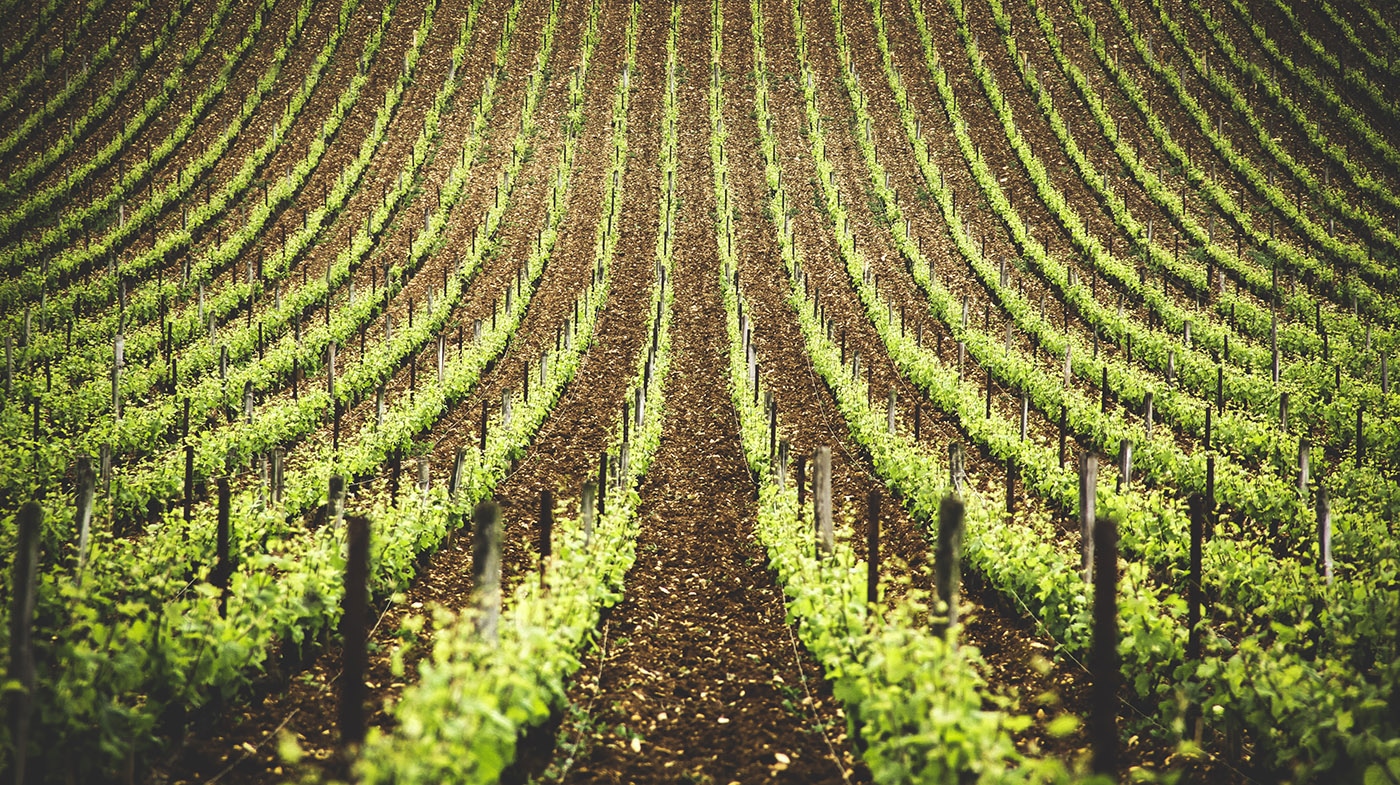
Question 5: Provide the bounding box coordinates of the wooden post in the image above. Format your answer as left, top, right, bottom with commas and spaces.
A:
1271, 314, 1282, 383
1006, 458, 1016, 514
449, 448, 466, 502
1187, 494, 1204, 662
1019, 394, 1028, 441
339, 515, 370, 749
1206, 455, 1216, 539
866, 490, 880, 608
75, 457, 95, 584
327, 475, 346, 530
215, 479, 232, 617
1117, 439, 1133, 492
777, 440, 790, 487
581, 482, 597, 547
272, 449, 285, 504
9, 503, 41, 785
1215, 365, 1224, 415
1080, 453, 1098, 584
539, 490, 553, 580
1313, 483, 1333, 585
944, 440, 965, 494
112, 333, 123, 418
914, 400, 922, 442
480, 400, 489, 451
472, 501, 502, 642
933, 495, 964, 639
1090, 514, 1119, 778
1143, 391, 1154, 437
597, 453, 608, 517
814, 447, 833, 556
1280, 392, 1289, 431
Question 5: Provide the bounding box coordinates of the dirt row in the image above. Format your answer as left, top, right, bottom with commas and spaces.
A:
57, 0, 426, 470
150, 0, 594, 777
0, 0, 147, 146
268, 0, 560, 485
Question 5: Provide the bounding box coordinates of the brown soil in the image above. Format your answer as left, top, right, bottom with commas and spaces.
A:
523, 5, 866, 783
148, 0, 613, 778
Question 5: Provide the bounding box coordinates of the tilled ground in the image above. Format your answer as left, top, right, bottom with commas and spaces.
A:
14, 0, 1380, 779
534, 5, 865, 782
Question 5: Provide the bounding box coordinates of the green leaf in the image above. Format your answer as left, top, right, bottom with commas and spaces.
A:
1046, 713, 1080, 737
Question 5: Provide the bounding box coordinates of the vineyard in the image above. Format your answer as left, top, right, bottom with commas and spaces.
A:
0, 0, 1397, 780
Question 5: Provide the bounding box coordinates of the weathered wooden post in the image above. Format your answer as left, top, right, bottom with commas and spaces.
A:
480, 400, 489, 452
1206, 454, 1216, 538
949, 442, 966, 494
597, 453, 608, 517
448, 448, 466, 504
776, 439, 790, 488
1271, 316, 1280, 383
271, 449, 285, 504
327, 475, 346, 530
215, 479, 232, 617
539, 490, 553, 583
75, 457, 95, 584
1080, 452, 1098, 584
581, 482, 597, 547
1117, 439, 1133, 492
1280, 391, 1289, 431
1090, 514, 1119, 779
1019, 394, 1029, 441
473, 501, 502, 642
113, 332, 124, 419
1317, 486, 1332, 585
9, 503, 41, 785
933, 495, 964, 640
339, 515, 370, 749
814, 447, 833, 556
1006, 458, 1016, 514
